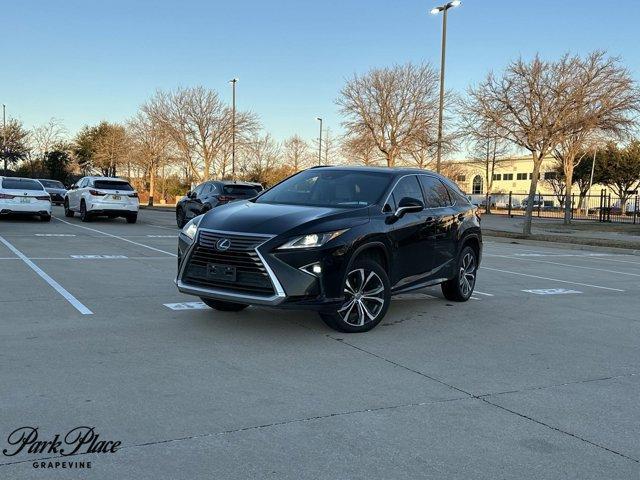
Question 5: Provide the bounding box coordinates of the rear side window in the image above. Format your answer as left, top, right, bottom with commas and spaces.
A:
1, 178, 44, 191
93, 180, 133, 191
222, 185, 260, 196
419, 176, 452, 208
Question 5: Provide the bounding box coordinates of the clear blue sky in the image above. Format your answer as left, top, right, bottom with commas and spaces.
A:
3, 0, 639, 144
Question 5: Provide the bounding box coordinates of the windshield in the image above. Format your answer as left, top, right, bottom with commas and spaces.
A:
93, 180, 134, 191
39, 180, 65, 189
256, 170, 391, 208
1, 178, 45, 191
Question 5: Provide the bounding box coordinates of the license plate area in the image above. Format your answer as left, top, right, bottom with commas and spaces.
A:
20, 197, 31, 204
112, 195, 122, 200
207, 264, 237, 282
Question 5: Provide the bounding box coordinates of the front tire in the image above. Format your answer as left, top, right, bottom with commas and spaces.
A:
320, 258, 391, 333
200, 298, 249, 312
441, 245, 478, 302
64, 199, 74, 218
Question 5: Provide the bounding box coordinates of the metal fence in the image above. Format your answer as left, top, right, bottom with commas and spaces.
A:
470, 191, 640, 224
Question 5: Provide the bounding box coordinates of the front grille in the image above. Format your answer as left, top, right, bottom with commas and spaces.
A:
182, 231, 276, 296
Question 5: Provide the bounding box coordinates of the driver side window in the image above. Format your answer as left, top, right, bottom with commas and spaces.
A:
390, 176, 422, 210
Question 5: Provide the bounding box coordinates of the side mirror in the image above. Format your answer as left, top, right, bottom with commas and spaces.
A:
186, 190, 193, 198
394, 197, 424, 218
69, 184, 77, 190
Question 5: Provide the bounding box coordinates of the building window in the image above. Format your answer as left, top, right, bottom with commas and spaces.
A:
456, 175, 466, 182
492, 173, 502, 181
472, 175, 483, 195
517, 173, 527, 180
503, 173, 514, 181
544, 172, 557, 180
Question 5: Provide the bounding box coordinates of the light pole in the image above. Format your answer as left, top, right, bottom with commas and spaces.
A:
2, 104, 6, 174
316, 117, 323, 166
430, 0, 461, 174
229, 78, 238, 178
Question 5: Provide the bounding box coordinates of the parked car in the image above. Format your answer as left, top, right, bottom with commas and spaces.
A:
176, 167, 482, 332
64, 176, 139, 223
175, 180, 264, 228
0, 177, 52, 221
38, 179, 67, 205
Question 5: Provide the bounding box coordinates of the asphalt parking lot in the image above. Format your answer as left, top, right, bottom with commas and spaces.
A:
1, 207, 639, 479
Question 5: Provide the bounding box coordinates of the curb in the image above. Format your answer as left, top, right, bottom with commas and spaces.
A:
139, 205, 176, 211
484, 229, 640, 255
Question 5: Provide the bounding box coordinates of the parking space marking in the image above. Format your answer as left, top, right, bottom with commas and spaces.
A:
34, 233, 76, 237
146, 234, 178, 238
164, 302, 209, 310
70, 254, 128, 259
53, 216, 178, 257
473, 291, 494, 296
522, 288, 582, 295
482, 266, 625, 292
0, 235, 93, 315
486, 253, 640, 278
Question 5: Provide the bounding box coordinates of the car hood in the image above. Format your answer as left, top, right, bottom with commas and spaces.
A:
198, 200, 370, 236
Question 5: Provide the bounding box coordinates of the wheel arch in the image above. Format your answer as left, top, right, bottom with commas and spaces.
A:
459, 233, 482, 265
348, 241, 390, 272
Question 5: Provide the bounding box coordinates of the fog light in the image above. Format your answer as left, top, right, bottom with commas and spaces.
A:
300, 262, 322, 277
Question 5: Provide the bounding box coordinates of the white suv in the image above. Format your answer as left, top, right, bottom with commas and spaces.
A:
64, 176, 139, 223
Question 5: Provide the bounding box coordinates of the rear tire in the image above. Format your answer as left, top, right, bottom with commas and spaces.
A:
319, 258, 390, 333
40, 214, 51, 222
80, 200, 90, 222
176, 208, 186, 228
126, 214, 138, 224
200, 298, 248, 312
64, 200, 74, 218
441, 245, 478, 302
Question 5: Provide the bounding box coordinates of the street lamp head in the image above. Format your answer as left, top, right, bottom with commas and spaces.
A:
316, 117, 322, 121
450, 0, 461, 7
430, 7, 441, 14
229, 78, 238, 84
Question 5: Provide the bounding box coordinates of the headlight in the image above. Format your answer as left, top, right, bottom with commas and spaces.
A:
181, 215, 204, 241
277, 229, 348, 250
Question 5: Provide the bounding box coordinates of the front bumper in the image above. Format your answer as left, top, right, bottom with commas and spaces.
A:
176, 228, 348, 310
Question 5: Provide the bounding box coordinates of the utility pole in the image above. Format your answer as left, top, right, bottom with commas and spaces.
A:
316, 117, 323, 166
431, 1, 461, 174
230, 78, 238, 178
2, 104, 6, 174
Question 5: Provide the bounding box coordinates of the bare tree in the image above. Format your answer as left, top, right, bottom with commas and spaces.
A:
31, 118, 68, 158
142, 86, 259, 181
283, 135, 311, 171
340, 134, 381, 166
129, 112, 170, 205
468, 55, 591, 235
337, 63, 440, 167
93, 123, 129, 177
552, 52, 640, 224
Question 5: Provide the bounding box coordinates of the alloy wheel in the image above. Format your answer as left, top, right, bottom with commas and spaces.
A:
339, 268, 385, 326
459, 252, 476, 297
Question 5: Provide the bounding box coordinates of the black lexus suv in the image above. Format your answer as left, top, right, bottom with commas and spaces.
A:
176, 166, 482, 332
176, 180, 263, 228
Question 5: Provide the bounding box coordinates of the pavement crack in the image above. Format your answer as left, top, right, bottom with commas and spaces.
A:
0, 396, 468, 467
479, 396, 639, 464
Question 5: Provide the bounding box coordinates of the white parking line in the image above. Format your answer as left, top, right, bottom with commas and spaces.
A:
54, 217, 177, 257
0, 235, 93, 315
164, 302, 209, 310
473, 291, 494, 296
0, 256, 174, 261
482, 266, 625, 292
486, 254, 640, 278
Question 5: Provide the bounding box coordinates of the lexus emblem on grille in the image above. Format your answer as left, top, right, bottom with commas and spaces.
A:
215, 238, 231, 251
